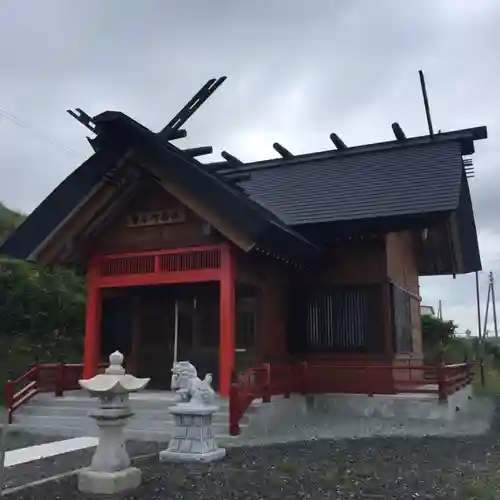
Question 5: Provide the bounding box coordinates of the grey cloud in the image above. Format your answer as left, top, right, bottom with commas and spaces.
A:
1, 0, 500, 332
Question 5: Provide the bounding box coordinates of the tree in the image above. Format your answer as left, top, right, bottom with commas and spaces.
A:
0, 202, 85, 384
0, 202, 25, 243
421, 314, 457, 347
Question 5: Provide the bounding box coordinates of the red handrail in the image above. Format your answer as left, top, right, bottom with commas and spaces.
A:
229, 366, 267, 435
3, 362, 106, 423
442, 362, 474, 397
228, 360, 475, 435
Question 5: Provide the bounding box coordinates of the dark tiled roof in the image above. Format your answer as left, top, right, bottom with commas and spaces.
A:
0, 147, 129, 261
0, 112, 319, 262
456, 172, 482, 272
0, 105, 486, 275
235, 140, 466, 226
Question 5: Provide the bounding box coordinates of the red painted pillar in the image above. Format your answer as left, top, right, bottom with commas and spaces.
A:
83, 258, 102, 379
219, 245, 235, 397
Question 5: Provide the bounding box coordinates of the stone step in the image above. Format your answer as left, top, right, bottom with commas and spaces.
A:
11, 413, 243, 433
14, 409, 246, 426
8, 421, 241, 444
24, 394, 248, 411
17, 405, 239, 423
13, 391, 265, 442
22, 395, 263, 417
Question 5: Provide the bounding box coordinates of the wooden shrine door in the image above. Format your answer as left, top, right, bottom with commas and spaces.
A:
135, 287, 176, 389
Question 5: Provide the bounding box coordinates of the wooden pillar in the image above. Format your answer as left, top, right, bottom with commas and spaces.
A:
219, 245, 235, 397
129, 292, 141, 376
83, 259, 102, 379
382, 281, 394, 358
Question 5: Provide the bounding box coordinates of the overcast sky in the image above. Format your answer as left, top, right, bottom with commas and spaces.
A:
1, 0, 499, 334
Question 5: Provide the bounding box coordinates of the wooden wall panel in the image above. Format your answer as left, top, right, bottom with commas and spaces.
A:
386, 231, 419, 291
93, 182, 220, 254
386, 231, 423, 358
257, 285, 289, 363
235, 250, 298, 365
309, 237, 387, 286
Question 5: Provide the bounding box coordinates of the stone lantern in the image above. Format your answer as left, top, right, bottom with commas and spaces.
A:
77, 351, 150, 495
159, 361, 226, 463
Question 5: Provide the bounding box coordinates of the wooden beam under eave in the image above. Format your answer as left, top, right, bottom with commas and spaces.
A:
139, 160, 256, 252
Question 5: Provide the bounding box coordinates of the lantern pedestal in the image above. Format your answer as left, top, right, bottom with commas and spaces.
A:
78, 467, 142, 495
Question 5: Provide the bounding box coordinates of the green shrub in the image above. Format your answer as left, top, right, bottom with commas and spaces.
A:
0, 203, 85, 395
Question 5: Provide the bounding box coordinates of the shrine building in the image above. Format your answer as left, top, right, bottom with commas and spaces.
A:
0, 78, 486, 397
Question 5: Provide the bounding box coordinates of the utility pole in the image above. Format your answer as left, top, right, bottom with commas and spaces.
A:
476, 271, 485, 387
482, 272, 498, 339
476, 272, 482, 340
490, 272, 498, 338
483, 277, 492, 338
437, 300, 443, 320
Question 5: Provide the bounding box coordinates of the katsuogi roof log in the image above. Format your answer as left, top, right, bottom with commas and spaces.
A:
391, 122, 406, 141
329, 133, 347, 150
273, 142, 293, 158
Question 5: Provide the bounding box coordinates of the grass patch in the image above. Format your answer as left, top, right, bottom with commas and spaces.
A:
460, 475, 500, 500
276, 460, 299, 475
473, 364, 500, 397
319, 464, 378, 491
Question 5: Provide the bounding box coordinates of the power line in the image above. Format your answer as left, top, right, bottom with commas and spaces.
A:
0, 108, 88, 160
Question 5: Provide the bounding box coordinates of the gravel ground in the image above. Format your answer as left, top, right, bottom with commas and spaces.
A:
3, 431, 66, 452
3, 399, 500, 499
2, 440, 167, 492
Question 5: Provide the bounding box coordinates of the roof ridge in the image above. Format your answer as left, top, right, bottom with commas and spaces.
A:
211, 126, 486, 174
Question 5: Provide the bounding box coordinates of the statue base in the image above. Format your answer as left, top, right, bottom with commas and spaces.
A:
159, 404, 226, 463
78, 467, 142, 494
160, 447, 226, 463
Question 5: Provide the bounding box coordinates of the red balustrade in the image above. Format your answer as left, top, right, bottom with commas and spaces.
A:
229, 366, 268, 436
4, 362, 106, 423
228, 360, 475, 436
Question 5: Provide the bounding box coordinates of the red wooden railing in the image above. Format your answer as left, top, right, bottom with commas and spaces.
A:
229, 361, 475, 435
4, 363, 106, 423
229, 366, 267, 436
438, 362, 475, 401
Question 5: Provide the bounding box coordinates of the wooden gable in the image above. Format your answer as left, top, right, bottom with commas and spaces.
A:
92, 181, 222, 255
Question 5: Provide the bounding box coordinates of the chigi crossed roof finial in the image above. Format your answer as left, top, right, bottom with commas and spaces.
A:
157, 76, 226, 143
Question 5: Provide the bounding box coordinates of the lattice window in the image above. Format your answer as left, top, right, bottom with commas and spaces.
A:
297, 284, 385, 354
100, 256, 155, 277
99, 248, 222, 278
159, 249, 221, 273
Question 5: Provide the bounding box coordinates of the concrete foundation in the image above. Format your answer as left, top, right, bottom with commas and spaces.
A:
305, 385, 473, 421
78, 467, 142, 495
234, 385, 484, 445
